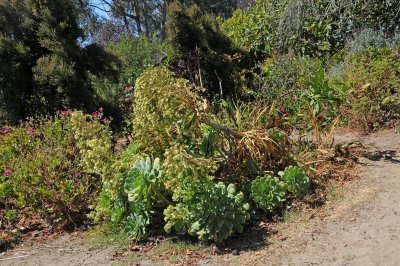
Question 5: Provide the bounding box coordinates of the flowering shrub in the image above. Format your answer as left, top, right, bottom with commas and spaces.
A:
0, 111, 112, 228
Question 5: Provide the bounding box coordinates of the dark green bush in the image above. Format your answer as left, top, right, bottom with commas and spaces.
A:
166, 1, 250, 98
0, 0, 118, 125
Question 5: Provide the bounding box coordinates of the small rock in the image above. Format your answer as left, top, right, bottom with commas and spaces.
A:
232, 250, 240, 256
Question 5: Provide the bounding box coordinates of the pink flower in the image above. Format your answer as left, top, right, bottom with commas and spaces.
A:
0, 128, 11, 134
91, 112, 98, 119
61, 110, 69, 116
98, 107, 103, 113
3, 170, 11, 177
25, 128, 35, 135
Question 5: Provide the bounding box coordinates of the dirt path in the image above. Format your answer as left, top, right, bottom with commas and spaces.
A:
201, 129, 400, 266
0, 234, 114, 266
279, 130, 400, 266
1, 130, 399, 266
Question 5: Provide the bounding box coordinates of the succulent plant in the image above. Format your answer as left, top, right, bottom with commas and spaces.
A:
279, 166, 310, 196
124, 157, 163, 204
164, 181, 250, 243
123, 157, 166, 240
251, 175, 287, 213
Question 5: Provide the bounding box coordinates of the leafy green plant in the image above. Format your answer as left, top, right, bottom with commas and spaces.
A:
124, 157, 167, 205
5, 210, 18, 224
124, 207, 151, 240
104, 157, 169, 241
0, 112, 109, 227
221, 1, 282, 58
94, 62, 319, 243
132, 67, 197, 157
279, 166, 310, 196
165, 182, 250, 243
251, 176, 287, 213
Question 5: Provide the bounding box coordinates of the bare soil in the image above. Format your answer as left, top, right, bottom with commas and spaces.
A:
1, 129, 399, 266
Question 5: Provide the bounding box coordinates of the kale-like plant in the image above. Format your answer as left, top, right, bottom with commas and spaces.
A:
251, 176, 287, 213
124, 157, 165, 204
124, 206, 151, 240
164, 182, 250, 243
122, 157, 169, 240
279, 166, 310, 196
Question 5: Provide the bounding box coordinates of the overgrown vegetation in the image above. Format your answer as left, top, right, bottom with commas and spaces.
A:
0, 111, 112, 229
1, 0, 399, 248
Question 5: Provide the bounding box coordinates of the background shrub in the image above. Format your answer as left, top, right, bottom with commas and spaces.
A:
334, 48, 400, 132
346, 29, 400, 54
89, 35, 168, 133
166, 2, 250, 98
251, 56, 344, 132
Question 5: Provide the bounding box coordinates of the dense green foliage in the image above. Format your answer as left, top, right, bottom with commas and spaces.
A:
94, 67, 313, 242
0, 0, 117, 124
0, 111, 112, 227
222, 0, 400, 57
167, 1, 250, 97
333, 47, 400, 132
221, 1, 282, 58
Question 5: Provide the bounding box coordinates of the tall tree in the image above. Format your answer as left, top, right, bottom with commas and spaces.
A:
89, 0, 167, 37
180, 0, 239, 18
89, 0, 243, 40
0, 0, 35, 122
0, 0, 118, 124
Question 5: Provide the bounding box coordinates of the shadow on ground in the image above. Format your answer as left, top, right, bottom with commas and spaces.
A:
362, 150, 400, 164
